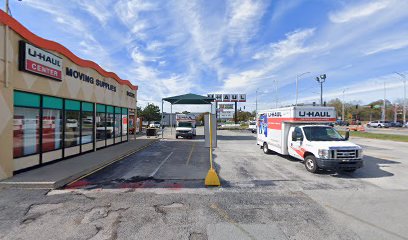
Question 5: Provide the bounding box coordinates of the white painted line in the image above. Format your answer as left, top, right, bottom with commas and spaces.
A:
149, 152, 174, 177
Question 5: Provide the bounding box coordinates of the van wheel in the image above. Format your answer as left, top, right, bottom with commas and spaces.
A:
304, 155, 318, 173
263, 143, 270, 154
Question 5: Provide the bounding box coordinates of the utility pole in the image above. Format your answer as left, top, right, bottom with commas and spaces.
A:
316, 74, 327, 106
382, 81, 386, 122
295, 72, 310, 106
395, 72, 407, 124
342, 89, 346, 121
273, 80, 279, 108
255, 88, 258, 113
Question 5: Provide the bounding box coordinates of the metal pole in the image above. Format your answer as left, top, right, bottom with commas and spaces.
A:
342, 89, 345, 121
295, 72, 310, 106
404, 79, 407, 124
255, 88, 258, 113
395, 72, 407, 124
382, 81, 386, 121
161, 100, 164, 139
234, 101, 238, 124
209, 113, 213, 169
320, 81, 323, 106
170, 104, 173, 136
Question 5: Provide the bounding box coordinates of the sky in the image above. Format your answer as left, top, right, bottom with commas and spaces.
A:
5, 0, 408, 112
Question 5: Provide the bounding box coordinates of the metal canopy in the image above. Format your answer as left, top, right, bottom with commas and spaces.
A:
162, 93, 214, 105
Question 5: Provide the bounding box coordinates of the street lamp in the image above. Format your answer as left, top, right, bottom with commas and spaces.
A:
342, 88, 348, 121
295, 72, 310, 106
316, 74, 327, 105
395, 72, 407, 124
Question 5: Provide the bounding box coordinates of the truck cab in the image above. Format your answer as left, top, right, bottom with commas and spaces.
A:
176, 122, 196, 139
288, 125, 363, 173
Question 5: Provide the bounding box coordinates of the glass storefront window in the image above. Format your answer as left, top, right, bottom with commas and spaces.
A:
42, 96, 63, 153
81, 102, 94, 144
122, 108, 128, 137
42, 109, 62, 152
115, 107, 121, 138
106, 106, 114, 139
96, 104, 106, 141
65, 100, 81, 147
13, 107, 40, 158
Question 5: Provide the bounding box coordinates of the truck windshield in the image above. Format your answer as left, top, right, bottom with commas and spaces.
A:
178, 122, 192, 127
303, 126, 344, 141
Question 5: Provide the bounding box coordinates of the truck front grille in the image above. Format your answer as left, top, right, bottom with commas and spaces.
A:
331, 150, 358, 159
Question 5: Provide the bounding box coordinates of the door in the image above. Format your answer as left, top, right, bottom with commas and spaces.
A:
288, 127, 305, 160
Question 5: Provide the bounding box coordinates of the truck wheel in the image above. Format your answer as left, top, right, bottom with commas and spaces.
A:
176, 136, 178, 139
304, 155, 318, 173
263, 143, 270, 154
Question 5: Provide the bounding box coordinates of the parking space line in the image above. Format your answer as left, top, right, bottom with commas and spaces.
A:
149, 152, 174, 177
186, 142, 196, 165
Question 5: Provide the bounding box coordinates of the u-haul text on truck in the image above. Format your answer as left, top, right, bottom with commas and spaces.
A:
257, 106, 363, 173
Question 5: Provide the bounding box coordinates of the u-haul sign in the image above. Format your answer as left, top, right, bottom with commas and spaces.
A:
19, 41, 63, 81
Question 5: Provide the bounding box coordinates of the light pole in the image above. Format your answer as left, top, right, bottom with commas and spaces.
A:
296, 72, 310, 106
395, 72, 407, 124
382, 81, 386, 122
316, 74, 327, 105
255, 88, 259, 113
342, 89, 347, 121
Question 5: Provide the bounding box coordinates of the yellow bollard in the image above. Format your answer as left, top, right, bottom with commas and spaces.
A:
205, 113, 220, 186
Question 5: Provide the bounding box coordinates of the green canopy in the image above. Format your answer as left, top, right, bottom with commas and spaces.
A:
162, 93, 214, 105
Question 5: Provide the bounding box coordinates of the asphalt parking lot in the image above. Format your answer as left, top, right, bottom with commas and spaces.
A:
1, 127, 408, 240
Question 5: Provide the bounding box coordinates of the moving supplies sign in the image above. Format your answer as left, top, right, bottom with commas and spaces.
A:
19, 41, 63, 81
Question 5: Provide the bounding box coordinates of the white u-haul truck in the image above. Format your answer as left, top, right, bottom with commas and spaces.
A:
257, 106, 363, 173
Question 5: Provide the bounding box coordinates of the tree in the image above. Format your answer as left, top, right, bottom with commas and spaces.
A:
139, 103, 161, 122
236, 111, 252, 122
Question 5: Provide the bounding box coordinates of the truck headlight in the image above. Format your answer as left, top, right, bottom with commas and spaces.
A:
318, 149, 329, 159
358, 149, 363, 158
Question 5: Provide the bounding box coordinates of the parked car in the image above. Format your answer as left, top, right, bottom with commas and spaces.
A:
367, 120, 391, 128
335, 120, 349, 126
390, 122, 403, 127
149, 121, 161, 128
248, 121, 257, 133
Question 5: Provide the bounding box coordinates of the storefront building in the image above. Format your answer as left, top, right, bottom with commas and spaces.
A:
0, 11, 138, 180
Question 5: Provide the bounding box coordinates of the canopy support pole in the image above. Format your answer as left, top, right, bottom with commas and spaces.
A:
170, 104, 173, 136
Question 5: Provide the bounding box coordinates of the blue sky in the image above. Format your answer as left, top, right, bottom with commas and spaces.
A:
6, 0, 408, 112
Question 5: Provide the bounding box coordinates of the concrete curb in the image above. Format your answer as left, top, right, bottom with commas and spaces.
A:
0, 139, 159, 189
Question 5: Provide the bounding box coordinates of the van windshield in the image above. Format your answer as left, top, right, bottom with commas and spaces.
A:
178, 122, 192, 127
303, 126, 344, 141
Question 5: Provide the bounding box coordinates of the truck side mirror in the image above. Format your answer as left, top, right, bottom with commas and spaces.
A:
291, 131, 297, 141
345, 131, 350, 140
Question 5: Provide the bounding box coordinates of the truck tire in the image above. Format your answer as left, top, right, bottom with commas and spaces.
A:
304, 155, 319, 173
263, 142, 270, 154
176, 136, 178, 139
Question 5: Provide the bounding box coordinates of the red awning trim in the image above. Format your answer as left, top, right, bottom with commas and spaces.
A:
0, 10, 138, 91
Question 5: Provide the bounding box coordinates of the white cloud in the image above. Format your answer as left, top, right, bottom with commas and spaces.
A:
75, 0, 112, 25
329, 1, 389, 23
364, 39, 408, 55
253, 28, 317, 60
227, 0, 266, 44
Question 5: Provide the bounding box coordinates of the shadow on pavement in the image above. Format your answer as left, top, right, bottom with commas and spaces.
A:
333, 155, 397, 179
217, 135, 256, 141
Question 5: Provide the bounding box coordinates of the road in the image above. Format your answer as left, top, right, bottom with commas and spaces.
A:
1, 128, 408, 240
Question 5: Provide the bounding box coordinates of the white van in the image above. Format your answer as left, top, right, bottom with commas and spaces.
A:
257, 106, 363, 173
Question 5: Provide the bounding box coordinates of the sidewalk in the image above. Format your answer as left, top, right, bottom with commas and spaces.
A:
0, 137, 158, 189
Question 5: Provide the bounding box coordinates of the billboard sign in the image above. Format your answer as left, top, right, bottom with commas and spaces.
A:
19, 41, 63, 81
219, 104, 234, 110
219, 111, 234, 119
223, 94, 231, 102
208, 93, 246, 102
